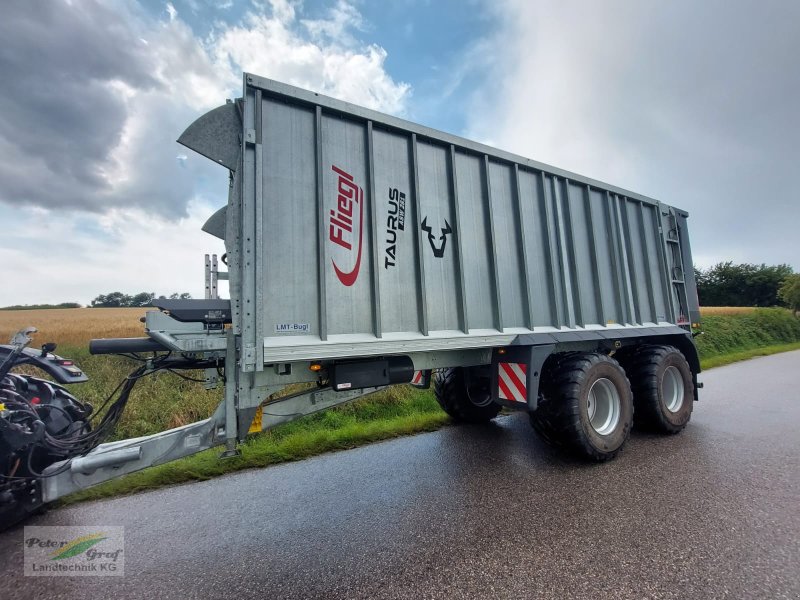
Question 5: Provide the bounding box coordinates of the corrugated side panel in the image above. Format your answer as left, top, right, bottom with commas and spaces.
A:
238, 76, 687, 362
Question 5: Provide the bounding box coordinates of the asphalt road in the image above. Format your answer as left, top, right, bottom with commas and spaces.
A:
2, 351, 799, 599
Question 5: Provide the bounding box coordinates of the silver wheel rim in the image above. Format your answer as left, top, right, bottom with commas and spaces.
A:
662, 366, 685, 413
465, 373, 492, 407
586, 377, 621, 435
469, 388, 493, 407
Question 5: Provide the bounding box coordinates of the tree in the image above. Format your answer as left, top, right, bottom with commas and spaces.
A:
130, 292, 155, 306
0, 302, 81, 310
695, 262, 793, 307
91, 292, 130, 307
91, 292, 192, 307
779, 274, 800, 315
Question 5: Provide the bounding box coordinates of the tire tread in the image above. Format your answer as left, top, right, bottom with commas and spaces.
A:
530, 352, 633, 461
623, 344, 693, 434
434, 367, 501, 424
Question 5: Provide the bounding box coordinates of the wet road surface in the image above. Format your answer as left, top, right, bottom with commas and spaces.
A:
2, 351, 799, 599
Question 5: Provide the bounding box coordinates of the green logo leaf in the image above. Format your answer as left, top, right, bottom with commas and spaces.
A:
50, 533, 107, 561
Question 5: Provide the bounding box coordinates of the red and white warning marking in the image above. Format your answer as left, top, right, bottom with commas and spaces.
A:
498, 362, 528, 403
410, 370, 430, 388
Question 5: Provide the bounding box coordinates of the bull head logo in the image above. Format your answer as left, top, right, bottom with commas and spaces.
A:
421, 217, 453, 258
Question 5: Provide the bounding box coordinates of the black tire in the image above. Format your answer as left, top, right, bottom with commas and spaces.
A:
434, 367, 501, 423
530, 352, 633, 462
624, 345, 694, 434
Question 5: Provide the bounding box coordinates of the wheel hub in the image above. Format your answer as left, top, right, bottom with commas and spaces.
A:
662, 365, 685, 413
587, 377, 621, 435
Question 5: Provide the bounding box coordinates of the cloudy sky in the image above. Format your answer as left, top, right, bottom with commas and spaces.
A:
0, 0, 797, 306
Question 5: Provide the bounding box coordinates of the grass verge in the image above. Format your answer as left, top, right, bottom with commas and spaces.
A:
699, 341, 800, 370
58, 387, 448, 506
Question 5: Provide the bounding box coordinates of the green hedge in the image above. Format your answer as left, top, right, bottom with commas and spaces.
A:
695, 308, 800, 359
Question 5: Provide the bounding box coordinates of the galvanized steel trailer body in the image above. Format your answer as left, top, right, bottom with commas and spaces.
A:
212, 74, 699, 364
40, 74, 700, 499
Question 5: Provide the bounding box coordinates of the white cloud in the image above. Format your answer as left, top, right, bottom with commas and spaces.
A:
467, 0, 800, 269
466, 2, 642, 186
0, 0, 410, 305
210, 3, 409, 113
301, 0, 364, 46
0, 201, 225, 305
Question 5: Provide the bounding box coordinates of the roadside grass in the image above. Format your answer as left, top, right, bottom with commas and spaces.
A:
58, 386, 448, 506
699, 342, 800, 370
1, 306, 798, 505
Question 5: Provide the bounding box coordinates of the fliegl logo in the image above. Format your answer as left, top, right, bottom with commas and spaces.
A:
328, 165, 364, 286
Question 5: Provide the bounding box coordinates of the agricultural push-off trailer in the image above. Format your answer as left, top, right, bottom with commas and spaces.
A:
0, 74, 701, 528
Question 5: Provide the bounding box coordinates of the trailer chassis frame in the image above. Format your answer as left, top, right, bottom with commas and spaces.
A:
39, 308, 698, 504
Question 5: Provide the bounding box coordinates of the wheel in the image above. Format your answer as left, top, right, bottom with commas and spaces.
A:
625, 345, 694, 434
530, 352, 633, 461
434, 367, 501, 423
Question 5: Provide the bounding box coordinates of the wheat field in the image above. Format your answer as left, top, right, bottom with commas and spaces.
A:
0, 307, 147, 348
0, 305, 763, 349
699, 306, 757, 316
